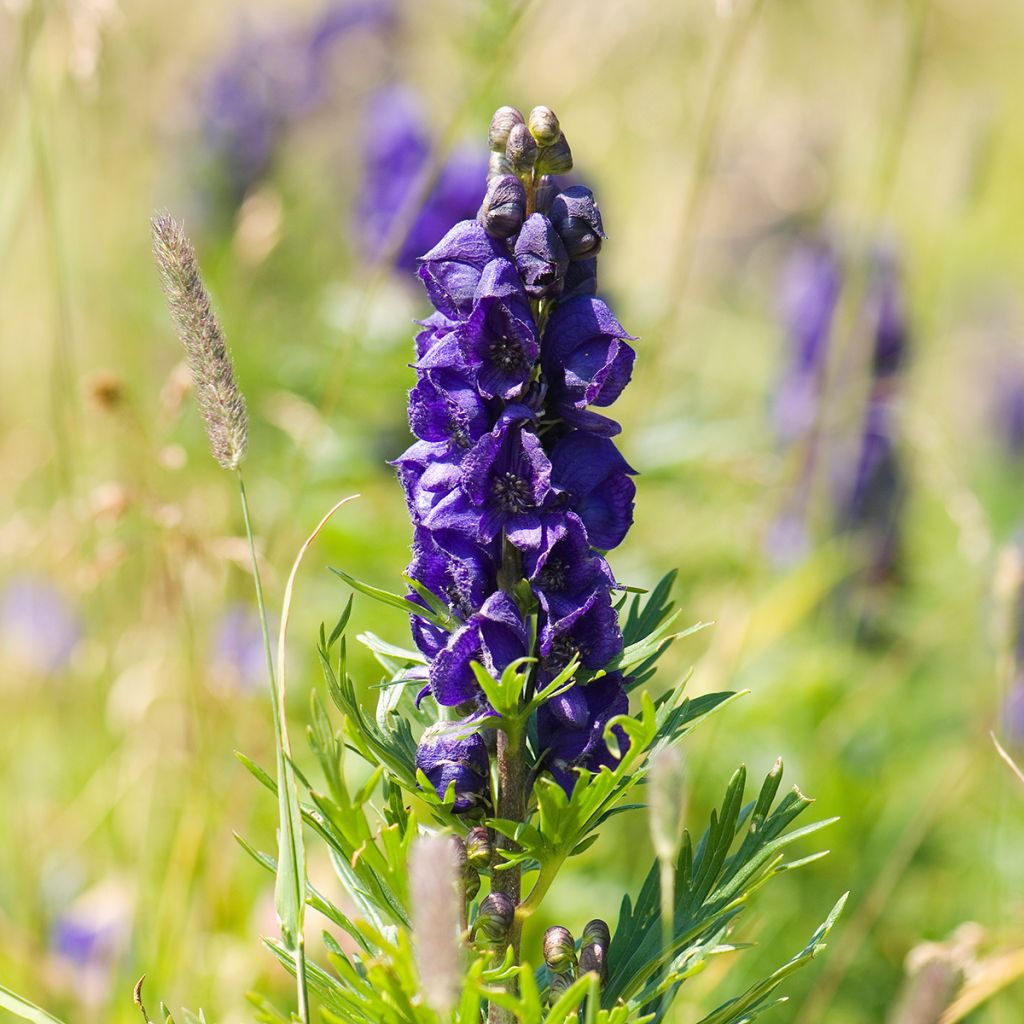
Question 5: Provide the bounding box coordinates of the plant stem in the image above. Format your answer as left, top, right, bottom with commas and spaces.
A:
237, 472, 310, 1024
489, 722, 526, 1024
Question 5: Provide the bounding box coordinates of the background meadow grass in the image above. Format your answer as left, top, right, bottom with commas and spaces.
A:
2, 0, 1024, 1021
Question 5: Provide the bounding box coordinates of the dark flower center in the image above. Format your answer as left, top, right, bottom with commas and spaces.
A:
548, 635, 580, 671
493, 472, 532, 513
536, 558, 567, 592
489, 336, 529, 373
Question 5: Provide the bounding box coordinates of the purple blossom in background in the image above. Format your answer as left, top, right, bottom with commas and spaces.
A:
357, 86, 488, 272
208, 603, 268, 692
0, 575, 82, 676
197, 0, 397, 207
394, 108, 638, 802
768, 237, 908, 584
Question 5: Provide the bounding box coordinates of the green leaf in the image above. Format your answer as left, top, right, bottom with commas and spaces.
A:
329, 567, 452, 630
0, 986, 67, 1024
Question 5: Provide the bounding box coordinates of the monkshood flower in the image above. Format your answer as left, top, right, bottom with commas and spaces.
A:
416, 717, 490, 811
358, 86, 488, 272
393, 105, 638, 803
0, 575, 82, 677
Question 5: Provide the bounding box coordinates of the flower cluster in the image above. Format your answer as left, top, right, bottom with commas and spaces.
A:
399, 105, 638, 810
769, 236, 908, 584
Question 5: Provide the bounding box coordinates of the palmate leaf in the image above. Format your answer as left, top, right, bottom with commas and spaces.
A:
602, 760, 841, 1015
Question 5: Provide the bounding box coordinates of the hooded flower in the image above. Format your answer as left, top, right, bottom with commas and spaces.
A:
542, 296, 636, 419
416, 718, 490, 810
429, 592, 529, 706
418, 221, 511, 320
425, 411, 558, 550
549, 432, 636, 550
537, 673, 629, 793
514, 213, 569, 299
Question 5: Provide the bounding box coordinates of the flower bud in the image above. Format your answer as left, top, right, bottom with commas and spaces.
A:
465, 826, 493, 869
547, 971, 573, 1007
534, 175, 559, 215
506, 122, 538, 171
543, 925, 577, 974
489, 106, 525, 152
474, 892, 515, 947
514, 213, 569, 299
528, 105, 560, 147
579, 942, 607, 984
464, 866, 481, 901
581, 919, 610, 950
488, 151, 514, 180
549, 186, 605, 261
449, 834, 480, 899
562, 258, 598, 300
537, 133, 573, 176
416, 720, 490, 812
478, 174, 526, 239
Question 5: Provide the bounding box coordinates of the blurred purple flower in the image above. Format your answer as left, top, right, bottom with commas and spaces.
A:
198, 0, 397, 206
357, 86, 488, 272
0, 575, 82, 676
208, 603, 268, 692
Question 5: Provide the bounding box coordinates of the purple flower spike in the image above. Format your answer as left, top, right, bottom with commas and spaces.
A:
543, 296, 636, 412
417, 221, 510, 320
514, 213, 569, 299
550, 432, 636, 550
429, 592, 529, 706
538, 673, 629, 794
416, 718, 490, 811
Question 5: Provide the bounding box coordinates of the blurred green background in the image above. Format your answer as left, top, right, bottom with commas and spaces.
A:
3, 0, 1024, 1021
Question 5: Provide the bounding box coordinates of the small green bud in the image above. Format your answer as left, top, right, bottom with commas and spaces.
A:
478, 174, 526, 239
543, 925, 577, 974
547, 971, 573, 1007
465, 826, 493, 869
448, 834, 468, 872
579, 942, 607, 985
581, 918, 610, 950
488, 151, 514, 180
506, 122, 538, 171
489, 106, 525, 152
474, 892, 515, 948
464, 866, 481, 901
537, 133, 573, 175
528, 105, 560, 147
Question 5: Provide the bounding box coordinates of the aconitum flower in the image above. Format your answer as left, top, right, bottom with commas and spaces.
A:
415, 719, 490, 811
400, 104, 639, 803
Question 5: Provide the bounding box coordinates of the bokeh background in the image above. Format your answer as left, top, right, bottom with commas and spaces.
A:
3, 0, 1024, 1021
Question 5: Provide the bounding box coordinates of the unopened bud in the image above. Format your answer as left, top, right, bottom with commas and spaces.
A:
514, 213, 569, 299
537, 133, 573, 176
547, 971, 573, 1007
528, 106, 560, 147
489, 106, 525, 152
488, 151, 514, 180
478, 175, 526, 239
474, 892, 515, 947
465, 826, 493, 869
506, 122, 538, 171
543, 925, 577, 974
579, 942, 607, 984
535, 175, 559, 215
464, 867, 481, 901
581, 919, 610, 950
549, 186, 604, 261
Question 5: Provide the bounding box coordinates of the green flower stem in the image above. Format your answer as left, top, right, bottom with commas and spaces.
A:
237, 472, 310, 1024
